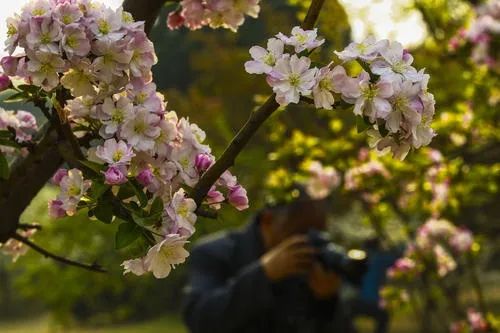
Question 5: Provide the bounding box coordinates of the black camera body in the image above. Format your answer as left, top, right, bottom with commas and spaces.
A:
307, 229, 368, 285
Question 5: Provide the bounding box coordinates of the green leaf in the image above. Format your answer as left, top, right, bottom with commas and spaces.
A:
3, 91, 28, 103
17, 84, 40, 94
150, 197, 164, 215
0, 138, 20, 148
115, 222, 142, 249
377, 119, 389, 137
129, 179, 148, 208
117, 182, 135, 200
356, 116, 371, 133
0, 131, 12, 138
132, 211, 162, 227
93, 201, 114, 224
89, 181, 110, 201
0, 153, 9, 180
79, 160, 105, 175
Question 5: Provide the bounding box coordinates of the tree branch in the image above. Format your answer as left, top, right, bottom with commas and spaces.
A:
190, 0, 326, 206
12, 233, 106, 273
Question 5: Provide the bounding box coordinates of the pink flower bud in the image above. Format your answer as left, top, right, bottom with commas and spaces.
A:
0, 74, 11, 91
1, 56, 18, 76
137, 168, 154, 186
195, 153, 213, 172
167, 10, 185, 30
104, 166, 127, 185
228, 185, 249, 211
52, 168, 68, 185
48, 199, 66, 218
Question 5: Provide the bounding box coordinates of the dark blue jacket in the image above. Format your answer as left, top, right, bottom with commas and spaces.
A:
182, 221, 338, 333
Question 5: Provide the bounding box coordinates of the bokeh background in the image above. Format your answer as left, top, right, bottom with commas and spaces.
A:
0, 0, 499, 332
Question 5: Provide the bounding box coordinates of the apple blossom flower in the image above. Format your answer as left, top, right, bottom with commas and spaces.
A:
127, 31, 158, 80
1, 229, 37, 262
103, 165, 128, 185
450, 228, 474, 253
205, 186, 224, 210
122, 257, 148, 276
1, 56, 20, 76
5, 16, 23, 54
26, 17, 62, 54
341, 71, 394, 121
370, 41, 419, 82
167, 10, 185, 30
53, 1, 83, 25
26, 51, 66, 91
99, 95, 134, 137
467, 308, 489, 331
91, 39, 133, 83
244, 38, 284, 74
61, 24, 91, 57
52, 168, 68, 185
304, 161, 340, 199
180, 0, 206, 30
154, 118, 177, 157
267, 54, 318, 105
137, 168, 154, 187
386, 80, 422, 134
96, 138, 135, 166
335, 36, 388, 62
144, 234, 190, 278
194, 153, 214, 172
0, 74, 11, 91
48, 199, 66, 218
66, 95, 97, 119
89, 7, 124, 41
22, 0, 52, 18
228, 184, 249, 211
277, 26, 324, 53
120, 108, 160, 151
311, 65, 337, 110
60, 58, 96, 97
165, 188, 197, 236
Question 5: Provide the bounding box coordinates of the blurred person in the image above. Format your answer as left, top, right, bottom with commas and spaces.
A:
342, 238, 401, 333
182, 197, 342, 333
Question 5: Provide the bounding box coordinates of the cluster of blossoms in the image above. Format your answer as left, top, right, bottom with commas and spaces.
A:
382, 219, 475, 311
387, 218, 474, 280
449, 0, 499, 71
245, 30, 436, 160
166, 0, 260, 32
2, 0, 248, 278
0, 108, 38, 155
0, 228, 37, 262
450, 308, 491, 333
425, 150, 451, 216
302, 160, 340, 200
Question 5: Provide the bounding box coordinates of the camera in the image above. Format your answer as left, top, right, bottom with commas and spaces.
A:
308, 229, 368, 285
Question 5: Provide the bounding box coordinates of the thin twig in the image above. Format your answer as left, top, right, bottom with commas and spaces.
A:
189, 0, 327, 207
12, 233, 106, 273
18, 223, 42, 231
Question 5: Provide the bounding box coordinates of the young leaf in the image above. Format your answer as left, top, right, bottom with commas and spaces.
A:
93, 200, 114, 224
0, 138, 20, 149
115, 222, 142, 249
89, 181, 110, 201
150, 196, 164, 215
356, 116, 371, 133
2, 91, 28, 103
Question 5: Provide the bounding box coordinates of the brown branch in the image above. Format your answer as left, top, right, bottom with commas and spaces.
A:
189, 0, 326, 207
12, 233, 106, 273
18, 223, 42, 231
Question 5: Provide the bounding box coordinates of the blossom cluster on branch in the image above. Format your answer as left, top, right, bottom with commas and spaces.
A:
245, 30, 437, 160
166, 0, 260, 32
451, 308, 491, 333
0, 107, 38, 156
449, 0, 499, 72
0, 0, 248, 278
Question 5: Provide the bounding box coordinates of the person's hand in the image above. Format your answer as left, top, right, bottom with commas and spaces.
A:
260, 235, 316, 282
308, 262, 341, 300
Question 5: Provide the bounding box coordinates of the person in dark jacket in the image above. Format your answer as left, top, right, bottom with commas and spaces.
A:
182, 198, 341, 333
